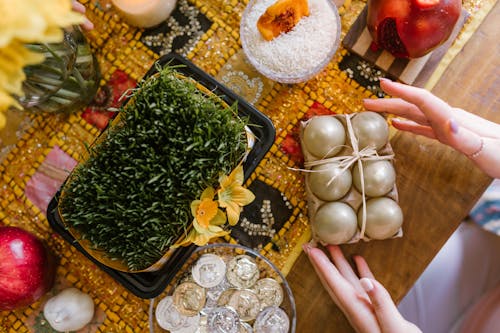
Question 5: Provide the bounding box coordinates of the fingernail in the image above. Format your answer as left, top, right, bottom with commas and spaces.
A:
86, 19, 94, 29
379, 77, 390, 83
449, 119, 459, 134
302, 243, 311, 254
360, 278, 374, 292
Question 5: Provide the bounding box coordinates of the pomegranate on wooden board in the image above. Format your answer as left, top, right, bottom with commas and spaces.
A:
367, 0, 462, 58
0, 226, 55, 311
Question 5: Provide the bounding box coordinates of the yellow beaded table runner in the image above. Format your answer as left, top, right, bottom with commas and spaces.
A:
0, 0, 495, 331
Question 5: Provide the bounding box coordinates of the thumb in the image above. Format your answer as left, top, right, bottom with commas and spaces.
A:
360, 278, 407, 333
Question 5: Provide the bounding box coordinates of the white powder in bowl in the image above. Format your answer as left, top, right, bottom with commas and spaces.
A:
240, 0, 341, 83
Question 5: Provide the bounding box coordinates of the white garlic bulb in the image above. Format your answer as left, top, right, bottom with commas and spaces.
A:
43, 288, 94, 332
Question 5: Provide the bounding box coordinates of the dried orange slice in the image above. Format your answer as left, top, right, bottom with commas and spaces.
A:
257, 0, 310, 41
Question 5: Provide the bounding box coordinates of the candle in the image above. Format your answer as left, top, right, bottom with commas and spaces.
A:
111, 0, 177, 28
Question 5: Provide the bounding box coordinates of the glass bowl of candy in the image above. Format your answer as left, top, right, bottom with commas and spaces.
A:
150, 243, 296, 332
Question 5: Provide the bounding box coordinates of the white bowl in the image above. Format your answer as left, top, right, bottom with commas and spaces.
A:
240, 0, 341, 84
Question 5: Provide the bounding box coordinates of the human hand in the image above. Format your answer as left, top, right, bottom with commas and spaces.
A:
72, 1, 94, 30
303, 243, 422, 333
363, 78, 500, 179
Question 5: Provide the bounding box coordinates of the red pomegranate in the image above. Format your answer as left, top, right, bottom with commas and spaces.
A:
367, 0, 462, 58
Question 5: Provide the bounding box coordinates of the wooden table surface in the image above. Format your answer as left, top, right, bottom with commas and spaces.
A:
287, 2, 500, 332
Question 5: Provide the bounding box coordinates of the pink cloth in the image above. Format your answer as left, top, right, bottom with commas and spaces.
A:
458, 284, 500, 333
398, 222, 500, 333
25, 146, 77, 215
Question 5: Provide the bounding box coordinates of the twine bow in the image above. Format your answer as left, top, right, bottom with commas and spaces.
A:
300, 114, 394, 240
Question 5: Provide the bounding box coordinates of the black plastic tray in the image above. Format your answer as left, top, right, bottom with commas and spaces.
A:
47, 53, 275, 299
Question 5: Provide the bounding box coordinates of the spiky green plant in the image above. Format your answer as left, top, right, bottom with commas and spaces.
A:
59, 65, 248, 270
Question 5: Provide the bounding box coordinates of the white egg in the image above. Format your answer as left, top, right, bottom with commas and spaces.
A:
351, 112, 389, 150
312, 202, 358, 244
352, 160, 396, 197
308, 163, 352, 201
358, 197, 403, 240
303, 116, 346, 158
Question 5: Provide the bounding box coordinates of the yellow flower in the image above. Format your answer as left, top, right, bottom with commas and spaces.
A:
217, 165, 255, 226
174, 187, 228, 248
0, 0, 84, 47
174, 166, 255, 248
0, 0, 85, 122
191, 187, 226, 231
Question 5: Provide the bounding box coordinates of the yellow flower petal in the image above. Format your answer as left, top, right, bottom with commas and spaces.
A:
174, 226, 229, 247
225, 202, 242, 226
219, 165, 244, 187
207, 225, 226, 233
201, 187, 215, 200
0, 91, 20, 113
0, 0, 85, 111
218, 185, 255, 210
211, 209, 227, 226
188, 232, 212, 246
193, 218, 209, 234
0, 0, 85, 47
0, 42, 45, 108
190, 199, 201, 218
172, 229, 199, 248
229, 186, 255, 206
0, 111, 6, 129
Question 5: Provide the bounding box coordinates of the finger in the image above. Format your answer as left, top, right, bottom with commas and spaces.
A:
81, 19, 95, 31
391, 119, 437, 140
353, 255, 375, 279
363, 98, 429, 126
379, 79, 451, 118
327, 245, 365, 295
447, 119, 483, 156
304, 245, 345, 308
308, 247, 372, 312
307, 247, 354, 296
450, 107, 500, 139
360, 278, 407, 332
306, 247, 382, 333
72, 1, 94, 30
379, 80, 500, 141
72, 1, 86, 13
379, 79, 452, 141
306, 245, 366, 310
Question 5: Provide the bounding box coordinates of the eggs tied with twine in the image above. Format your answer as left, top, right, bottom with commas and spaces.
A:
300, 112, 403, 245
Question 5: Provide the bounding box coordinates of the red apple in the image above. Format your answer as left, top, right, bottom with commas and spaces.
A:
0, 226, 55, 311
367, 0, 462, 58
